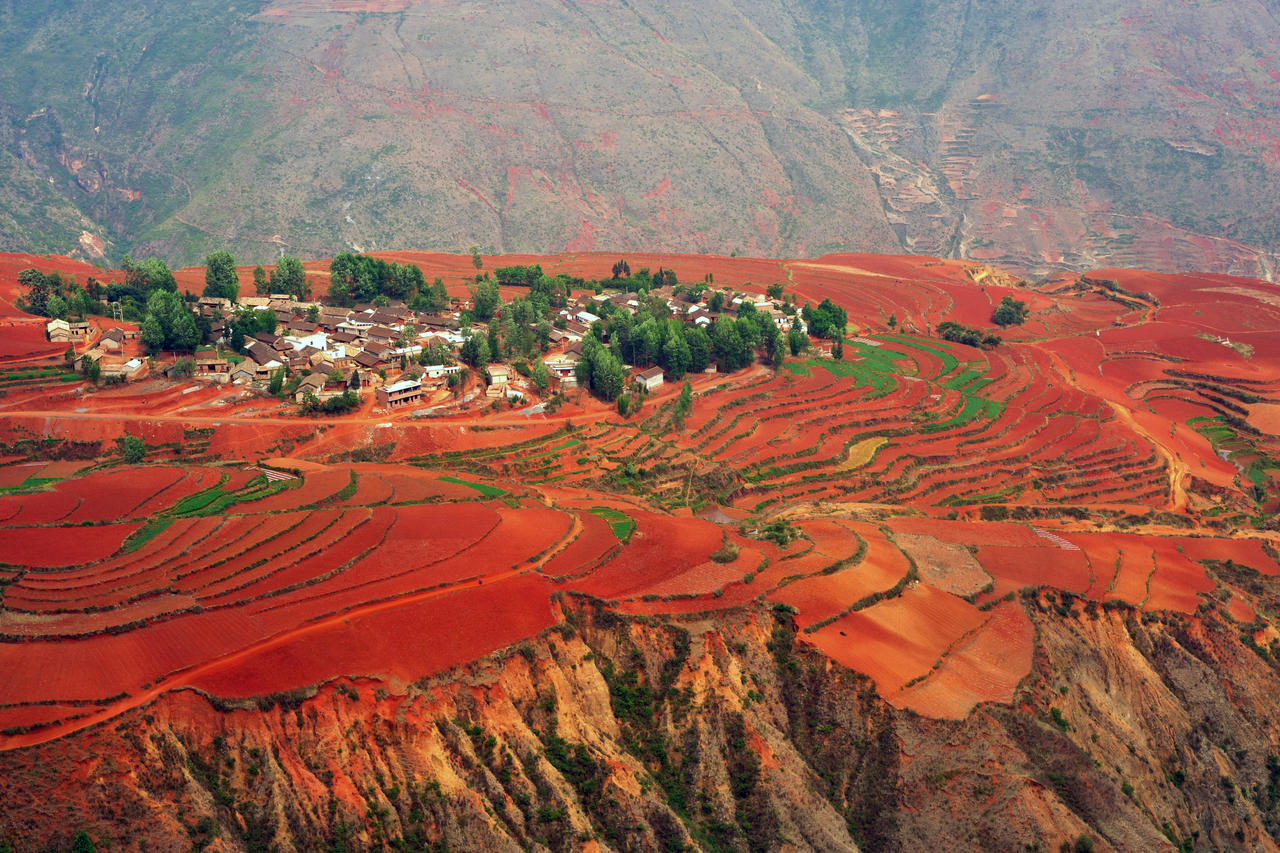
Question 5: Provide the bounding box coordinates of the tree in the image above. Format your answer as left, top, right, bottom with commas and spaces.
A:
269, 367, 286, 396
171, 310, 200, 352
591, 348, 626, 400
428, 278, 450, 312
788, 323, 807, 356
63, 344, 75, 365
472, 280, 500, 322
45, 293, 67, 320
887, 312, 897, 328
686, 326, 712, 373
271, 255, 306, 299
203, 250, 239, 301
662, 327, 691, 379
459, 333, 489, 367
676, 380, 693, 417
992, 296, 1029, 327
17, 268, 50, 316
767, 283, 785, 300
487, 322, 501, 363
71, 831, 100, 853
136, 257, 177, 293
140, 314, 165, 353
252, 265, 270, 296
142, 289, 191, 352
117, 434, 145, 464
771, 337, 787, 368
801, 298, 847, 340
532, 359, 550, 393
712, 316, 747, 371
307, 304, 320, 323
470, 246, 483, 271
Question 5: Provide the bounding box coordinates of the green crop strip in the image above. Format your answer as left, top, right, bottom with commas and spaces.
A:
438, 475, 508, 499
587, 506, 635, 542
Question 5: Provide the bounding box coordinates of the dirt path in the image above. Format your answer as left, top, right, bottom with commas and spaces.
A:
1106, 400, 1188, 511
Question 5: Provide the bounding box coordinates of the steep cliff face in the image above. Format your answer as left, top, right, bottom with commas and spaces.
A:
3, 596, 1280, 852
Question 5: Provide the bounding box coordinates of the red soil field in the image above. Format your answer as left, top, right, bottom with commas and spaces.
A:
340, 503, 499, 580
61, 466, 187, 524
0, 323, 60, 361
567, 512, 722, 600
892, 601, 1035, 719
0, 465, 40, 488
0, 703, 91, 733
537, 511, 619, 579
3, 243, 1280, 736
186, 574, 557, 698
630, 546, 764, 599
0, 491, 80, 525
130, 467, 222, 518
807, 586, 990, 699
885, 518, 1048, 548
1175, 537, 1280, 576
334, 471, 394, 506
237, 467, 353, 512
1143, 538, 1215, 613
974, 544, 1093, 598
378, 469, 478, 502
190, 509, 352, 598
0, 524, 139, 568
199, 510, 384, 608
1103, 542, 1157, 607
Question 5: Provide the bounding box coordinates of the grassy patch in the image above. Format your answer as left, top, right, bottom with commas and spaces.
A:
439, 475, 508, 499
876, 333, 960, 373
0, 476, 61, 494
512, 438, 582, 463
587, 506, 635, 542
781, 361, 811, 377
122, 517, 173, 553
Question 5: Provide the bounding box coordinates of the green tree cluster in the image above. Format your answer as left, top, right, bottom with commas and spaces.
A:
409, 277, 451, 314
202, 250, 239, 301
459, 332, 490, 367
300, 390, 360, 414
472, 280, 501, 322
17, 268, 110, 320
270, 255, 308, 300
328, 253, 425, 306
938, 320, 1001, 348
226, 307, 279, 352
574, 337, 627, 400
801, 297, 847, 339
991, 295, 1029, 326
140, 290, 199, 353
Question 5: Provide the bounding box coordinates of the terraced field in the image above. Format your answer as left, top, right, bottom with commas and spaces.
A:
2, 250, 1280, 736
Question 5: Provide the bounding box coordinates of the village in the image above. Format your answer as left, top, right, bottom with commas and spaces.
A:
44, 269, 819, 418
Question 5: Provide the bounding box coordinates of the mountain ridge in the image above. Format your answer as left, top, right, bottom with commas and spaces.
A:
1, 1, 1278, 278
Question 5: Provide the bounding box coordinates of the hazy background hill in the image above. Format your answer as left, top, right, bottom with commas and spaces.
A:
2, 0, 1278, 277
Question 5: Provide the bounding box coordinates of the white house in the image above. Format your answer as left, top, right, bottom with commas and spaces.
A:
636, 366, 664, 391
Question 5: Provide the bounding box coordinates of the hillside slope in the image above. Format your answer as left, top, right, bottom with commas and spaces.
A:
4, 600, 1280, 852
1, 0, 1279, 276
